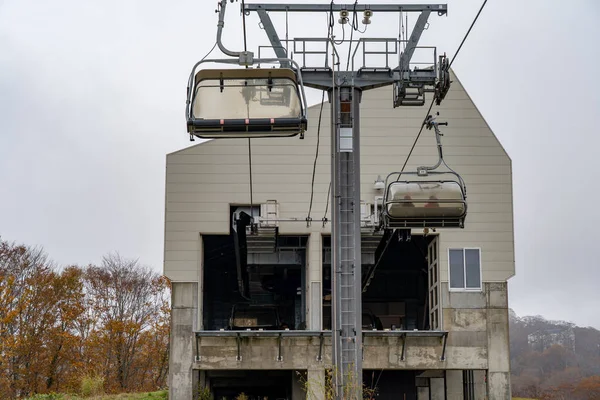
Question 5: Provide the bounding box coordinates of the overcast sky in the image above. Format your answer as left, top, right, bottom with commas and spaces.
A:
1, 0, 599, 329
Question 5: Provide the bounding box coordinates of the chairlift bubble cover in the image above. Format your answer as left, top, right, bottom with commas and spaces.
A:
384, 180, 466, 227
188, 68, 307, 138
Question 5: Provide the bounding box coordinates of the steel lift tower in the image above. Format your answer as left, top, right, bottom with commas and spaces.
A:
186, 2, 455, 398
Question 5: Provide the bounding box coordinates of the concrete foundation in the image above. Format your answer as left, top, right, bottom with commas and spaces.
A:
182, 272, 511, 400
169, 282, 198, 400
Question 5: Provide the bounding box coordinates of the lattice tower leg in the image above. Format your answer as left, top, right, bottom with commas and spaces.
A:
331, 86, 363, 399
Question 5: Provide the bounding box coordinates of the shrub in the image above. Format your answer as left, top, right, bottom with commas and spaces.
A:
198, 386, 214, 400
80, 375, 104, 397
24, 394, 65, 400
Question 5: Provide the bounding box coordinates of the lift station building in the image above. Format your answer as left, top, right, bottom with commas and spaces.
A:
164, 67, 514, 400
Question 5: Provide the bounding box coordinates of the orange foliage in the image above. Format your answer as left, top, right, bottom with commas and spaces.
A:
0, 239, 170, 399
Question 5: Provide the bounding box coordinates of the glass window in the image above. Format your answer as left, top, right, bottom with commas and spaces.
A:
449, 249, 465, 289
465, 249, 481, 289
449, 248, 481, 290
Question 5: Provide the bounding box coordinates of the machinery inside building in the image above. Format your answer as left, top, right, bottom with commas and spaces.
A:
323, 234, 436, 331
203, 207, 310, 330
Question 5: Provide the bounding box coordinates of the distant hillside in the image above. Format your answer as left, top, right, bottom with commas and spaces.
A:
509, 309, 600, 399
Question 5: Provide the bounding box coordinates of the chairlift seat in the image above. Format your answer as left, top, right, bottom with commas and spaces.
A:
187, 68, 307, 139
382, 179, 467, 228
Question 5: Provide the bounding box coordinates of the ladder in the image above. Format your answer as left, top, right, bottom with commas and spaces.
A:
332, 85, 362, 397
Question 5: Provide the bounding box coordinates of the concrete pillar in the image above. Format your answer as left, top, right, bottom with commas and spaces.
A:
306, 368, 325, 400
417, 387, 430, 400
416, 375, 431, 400
473, 370, 487, 399
487, 283, 511, 400
307, 233, 322, 330
168, 282, 199, 400
488, 372, 510, 400
445, 370, 463, 400
430, 377, 445, 400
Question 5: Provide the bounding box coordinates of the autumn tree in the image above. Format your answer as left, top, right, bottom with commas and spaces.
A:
0, 241, 85, 398
83, 253, 169, 392
0, 239, 170, 398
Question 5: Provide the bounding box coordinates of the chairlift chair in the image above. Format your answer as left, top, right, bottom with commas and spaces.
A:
380, 115, 467, 229
186, 59, 308, 139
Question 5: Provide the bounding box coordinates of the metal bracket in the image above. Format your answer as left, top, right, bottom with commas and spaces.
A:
236, 333, 242, 361
277, 332, 283, 361
195, 336, 201, 362
317, 332, 324, 362
440, 332, 448, 361
238, 51, 255, 66
400, 333, 407, 361
362, 332, 366, 360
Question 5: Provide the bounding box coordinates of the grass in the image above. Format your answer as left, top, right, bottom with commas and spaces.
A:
25, 391, 168, 400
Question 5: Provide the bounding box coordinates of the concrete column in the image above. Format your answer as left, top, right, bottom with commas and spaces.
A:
168, 282, 199, 400
306, 368, 325, 400
445, 370, 463, 400
430, 377, 445, 400
416, 374, 432, 400
307, 233, 322, 330
487, 283, 511, 400
473, 370, 487, 399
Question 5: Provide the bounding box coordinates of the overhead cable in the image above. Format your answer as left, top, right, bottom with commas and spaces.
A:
307, 90, 327, 224
240, 0, 254, 218
399, 0, 489, 175
308, 3, 338, 224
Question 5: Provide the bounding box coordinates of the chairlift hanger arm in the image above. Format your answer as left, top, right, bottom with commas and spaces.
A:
216, 0, 240, 57
244, 4, 447, 14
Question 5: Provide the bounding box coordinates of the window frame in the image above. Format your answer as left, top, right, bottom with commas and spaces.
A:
448, 247, 482, 292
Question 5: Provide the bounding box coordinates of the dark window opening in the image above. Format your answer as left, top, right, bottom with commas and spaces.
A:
322, 234, 438, 331
205, 370, 295, 400
363, 370, 421, 400
203, 226, 308, 331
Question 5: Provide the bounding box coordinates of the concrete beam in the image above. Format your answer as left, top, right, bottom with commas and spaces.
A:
441, 282, 487, 310
195, 335, 488, 370
487, 282, 509, 309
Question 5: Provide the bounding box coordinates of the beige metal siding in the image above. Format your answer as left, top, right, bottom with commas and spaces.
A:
165, 72, 514, 283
